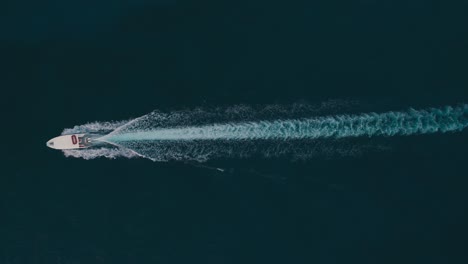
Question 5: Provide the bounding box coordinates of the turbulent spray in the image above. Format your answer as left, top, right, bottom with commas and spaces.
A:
62, 104, 468, 161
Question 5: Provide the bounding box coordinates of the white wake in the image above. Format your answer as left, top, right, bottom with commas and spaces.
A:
61, 104, 468, 161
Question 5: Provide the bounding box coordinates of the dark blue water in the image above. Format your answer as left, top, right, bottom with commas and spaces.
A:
2, 1, 468, 263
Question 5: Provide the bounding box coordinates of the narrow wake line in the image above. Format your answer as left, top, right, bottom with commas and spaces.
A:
61, 104, 468, 161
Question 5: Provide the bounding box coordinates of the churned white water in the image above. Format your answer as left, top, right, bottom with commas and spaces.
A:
61, 104, 468, 161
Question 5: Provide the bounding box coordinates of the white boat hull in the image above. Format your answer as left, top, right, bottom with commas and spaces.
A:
47, 134, 89, 150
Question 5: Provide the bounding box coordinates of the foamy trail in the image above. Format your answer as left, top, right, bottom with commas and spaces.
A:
103, 105, 467, 142
61, 104, 468, 161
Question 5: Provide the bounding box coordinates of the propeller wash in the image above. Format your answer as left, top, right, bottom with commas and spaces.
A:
51, 104, 468, 161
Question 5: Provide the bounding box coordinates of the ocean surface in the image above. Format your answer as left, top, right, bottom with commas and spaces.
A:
1, 1, 468, 263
